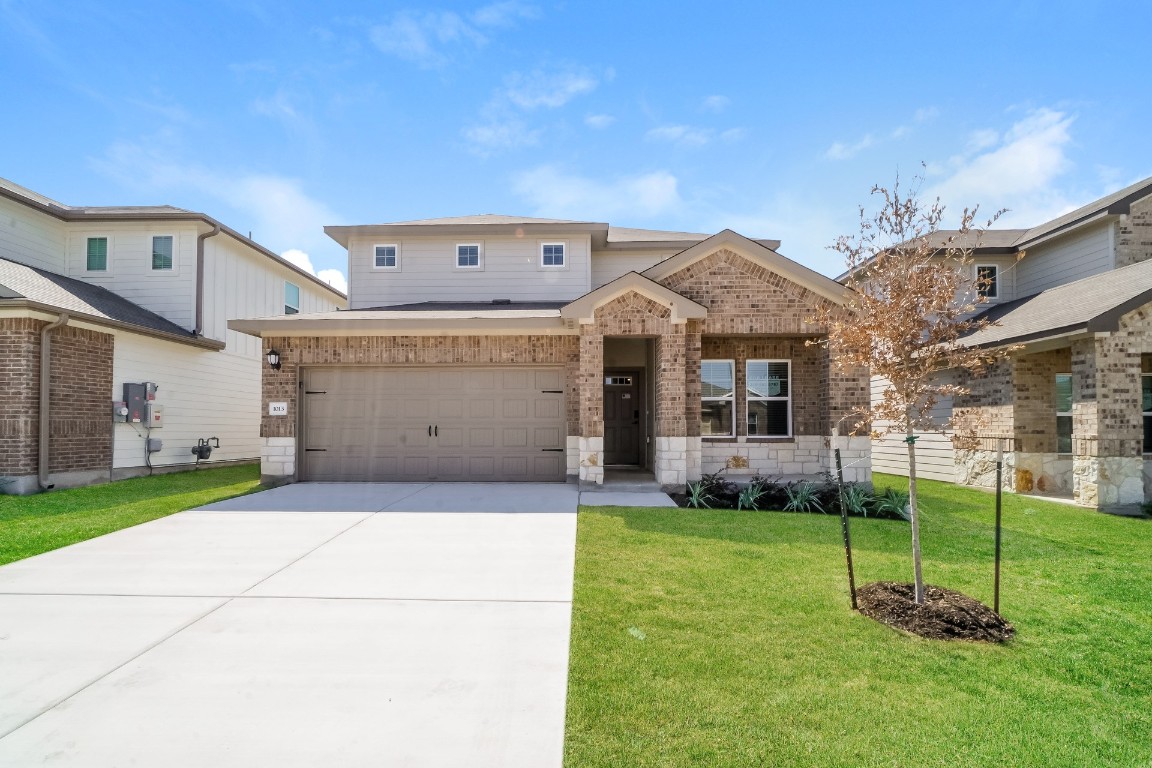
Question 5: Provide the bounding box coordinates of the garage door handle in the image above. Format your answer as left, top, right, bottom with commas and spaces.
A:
541, 448, 564, 452
434, 425, 438, 437
305, 390, 327, 395
305, 448, 327, 452
428, 425, 432, 437
541, 390, 563, 394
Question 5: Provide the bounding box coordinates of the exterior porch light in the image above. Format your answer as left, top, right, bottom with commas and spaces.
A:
266, 349, 282, 370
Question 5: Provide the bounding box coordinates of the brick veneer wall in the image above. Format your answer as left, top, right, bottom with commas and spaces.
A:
1012, 348, 1070, 453
953, 358, 1015, 437
260, 335, 581, 438
0, 318, 113, 479
1116, 194, 1152, 269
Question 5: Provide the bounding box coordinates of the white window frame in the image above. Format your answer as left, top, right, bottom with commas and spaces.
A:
1056, 372, 1072, 454
151, 234, 175, 271
284, 281, 300, 315
373, 243, 400, 270
701, 359, 736, 439
539, 241, 567, 269
975, 263, 999, 300
746, 359, 792, 438
84, 235, 111, 274
455, 243, 483, 270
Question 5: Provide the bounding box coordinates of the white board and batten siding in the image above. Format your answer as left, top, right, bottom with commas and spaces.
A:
64, 222, 199, 330
869, 375, 957, 482
1015, 220, 1114, 296
590, 249, 679, 289
0, 194, 68, 273
347, 234, 593, 308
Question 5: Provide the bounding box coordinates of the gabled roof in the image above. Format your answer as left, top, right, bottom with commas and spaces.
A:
0, 258, 223, 348
643, 229, 852, 304
560, 271, 707, 324
1015, 174, 1152, 247
960, 256, 1152, 348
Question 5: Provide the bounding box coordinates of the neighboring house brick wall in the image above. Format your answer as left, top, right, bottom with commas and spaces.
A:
1115, 195, 1152, 269
48, 325, 114, 473
0, 318, 40, 477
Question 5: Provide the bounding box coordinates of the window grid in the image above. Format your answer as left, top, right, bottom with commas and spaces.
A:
151, 236, 174, 270
1143, 374, 1152, 454
541, 242, 565, 267
701, 359, 735, 438
86, 237, 108, 271
456, 244, 481, 268
976, 264, 999, 299
1055, 373, 1072, 454
746, 359, 792, 438
374, 244, 398, 269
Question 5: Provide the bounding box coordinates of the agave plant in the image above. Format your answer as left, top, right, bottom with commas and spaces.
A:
685, 480, 714, 509
783, 482, 824, 514
737, 483, 768, 511
874, 488, 911, 520
839, 484, 872, 517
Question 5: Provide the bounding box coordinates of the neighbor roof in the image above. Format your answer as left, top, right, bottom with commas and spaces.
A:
0, 258, 222, 348
960, 256, 1152, 348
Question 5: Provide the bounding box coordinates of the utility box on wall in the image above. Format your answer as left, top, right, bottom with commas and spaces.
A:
145, 403, 164, 429
123, 384, 146, 423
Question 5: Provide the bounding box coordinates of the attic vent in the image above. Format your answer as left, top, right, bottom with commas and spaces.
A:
491, 298, 512, 305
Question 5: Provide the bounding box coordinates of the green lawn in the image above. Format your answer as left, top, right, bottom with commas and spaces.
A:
0, 465, 261, 565
565, 474, 1152, 767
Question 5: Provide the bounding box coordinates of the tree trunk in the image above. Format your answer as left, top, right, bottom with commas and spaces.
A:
906, 426, 925, 604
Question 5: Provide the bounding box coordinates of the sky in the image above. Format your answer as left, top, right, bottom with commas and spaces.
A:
3, 0, 1151, 292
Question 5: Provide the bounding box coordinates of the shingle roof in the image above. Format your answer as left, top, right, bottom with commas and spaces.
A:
0, 258, 199, 339
382, 214, 597, 226
1015, 174, 1152, 245
960, 257, 1152, 347
364, 300, 569, 311
606, 226, 711, 243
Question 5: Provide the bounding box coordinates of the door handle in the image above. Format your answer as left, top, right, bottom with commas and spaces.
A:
434, 425, 438, 437
428, 425, 432, 437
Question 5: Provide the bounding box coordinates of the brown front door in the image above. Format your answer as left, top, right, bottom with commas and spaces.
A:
604, 371, 642, 465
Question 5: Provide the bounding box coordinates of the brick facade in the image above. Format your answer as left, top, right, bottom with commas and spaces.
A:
1116, 194, 1152, 269
0, 318, 113, 483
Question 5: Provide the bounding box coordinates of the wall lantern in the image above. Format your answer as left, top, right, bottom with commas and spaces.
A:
266, 349, 282, 370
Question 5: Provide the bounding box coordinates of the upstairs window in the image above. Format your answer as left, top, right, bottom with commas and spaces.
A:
747, 360, 791, 437
701, 360, 735, 438
151, 235, 174, 270
1055, 373, 1072, 453
285, 281, 300, 315
976, 264, 999, 299
456, 244, 481, 269
541, 242, 566, 267
86, 237, 108, 271
374, 244, 399, 269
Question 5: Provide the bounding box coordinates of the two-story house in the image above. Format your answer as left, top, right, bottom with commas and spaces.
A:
229, 216, 872, 489
0, 178, 346, 494
868, 175, 1152, 510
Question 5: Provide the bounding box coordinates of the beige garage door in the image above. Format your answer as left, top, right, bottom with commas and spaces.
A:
301, 366, 567, 482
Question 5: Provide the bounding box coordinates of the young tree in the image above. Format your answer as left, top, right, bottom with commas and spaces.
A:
812, 176, 1013, 605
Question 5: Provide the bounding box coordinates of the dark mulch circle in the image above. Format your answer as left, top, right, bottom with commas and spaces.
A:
857, 581, 1015, 643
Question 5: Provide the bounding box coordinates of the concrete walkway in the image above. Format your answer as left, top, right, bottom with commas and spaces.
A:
0, 483, 580, 767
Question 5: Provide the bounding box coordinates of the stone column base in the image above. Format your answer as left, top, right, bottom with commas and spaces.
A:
1074, 455, 1144, 509
578, 436, 604, 485
654, 436, 687, 488
261, 436, 296, 483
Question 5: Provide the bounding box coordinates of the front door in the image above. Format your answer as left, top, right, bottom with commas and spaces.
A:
604, 371, 642, 465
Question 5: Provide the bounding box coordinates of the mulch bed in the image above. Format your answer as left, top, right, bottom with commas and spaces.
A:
857, 581, 1015, 643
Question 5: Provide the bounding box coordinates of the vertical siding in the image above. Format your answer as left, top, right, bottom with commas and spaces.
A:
0, 196, 67, 273
111, 332, 261, 469
590, 249, 679, 288
869, 375, 957, 481
64, 222, 198, 329
347, 234, 593, 308
1015, 221, 1113, 296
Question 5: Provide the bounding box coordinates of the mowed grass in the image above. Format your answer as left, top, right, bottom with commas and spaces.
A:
0, 465, 261, 565
565, 474, 1152, 767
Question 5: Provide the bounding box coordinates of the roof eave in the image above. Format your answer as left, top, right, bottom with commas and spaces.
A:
0, 299, 226, 350
325, 221, 610, 248
228, 315, 573, 338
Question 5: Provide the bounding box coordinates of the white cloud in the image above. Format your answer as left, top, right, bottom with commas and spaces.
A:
512, 165, 683, 220
280, 249, 348, 295
701, 95, 730, 113
463, 119, 539, 153
585, 113, 615, 129
926, 108, 1077, 226
646, 124, 712, 147
317, 269, 348, 294
719, 127, 746, 142
251, 88, 300, 121
825, 134, 874, 160
369, 3, 539, 67
502, 67, 598, 109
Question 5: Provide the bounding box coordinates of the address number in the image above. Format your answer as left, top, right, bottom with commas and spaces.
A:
268, 402, 289, 416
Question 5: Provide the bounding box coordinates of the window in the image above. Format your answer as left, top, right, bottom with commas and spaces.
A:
284, 282, 300, 315
541, 242, 565, 267
701, 360, 735, 438
747, 360, 791, 437
151, 235, 174, 270
976, 264, 999, 299
1143, 374, 1152, 453
456, 243, 481, 269
86, 237, 108, 271
1055, 373, 1072, 453
374, 244, 399, 269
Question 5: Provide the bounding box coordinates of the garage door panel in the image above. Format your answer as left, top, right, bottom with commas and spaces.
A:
303, 366, 565, 482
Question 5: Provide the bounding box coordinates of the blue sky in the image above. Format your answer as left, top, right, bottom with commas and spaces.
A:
3, 1, 1150, 291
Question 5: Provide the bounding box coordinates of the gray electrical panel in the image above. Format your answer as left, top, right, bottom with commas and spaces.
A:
146, 438, 163, 453
123, 383, 146, 423
145, 403, 164, 429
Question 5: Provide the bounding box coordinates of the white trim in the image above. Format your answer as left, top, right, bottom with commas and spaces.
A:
373, 243, 400, 270
539, 240, 568, 270
83, 234, 112, 275
455, 242, 484, 270
701, 358, 736, 439
975, 263, 999, 300
746, 359, 792, 438
150, 234, 176, 271
284, 280, 301, 315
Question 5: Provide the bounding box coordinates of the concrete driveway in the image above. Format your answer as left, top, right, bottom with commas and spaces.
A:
0, 482, 579, 767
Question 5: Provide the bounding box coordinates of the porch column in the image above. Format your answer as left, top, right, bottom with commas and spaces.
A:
653, 326, 688, 488
1071, 335, 1144, 508
578, 329, 604, 485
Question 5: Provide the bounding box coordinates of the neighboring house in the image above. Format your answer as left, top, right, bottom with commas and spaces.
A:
865, 176, 1152, 510
0, 178, 347, 495
229, 217, 871, 488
